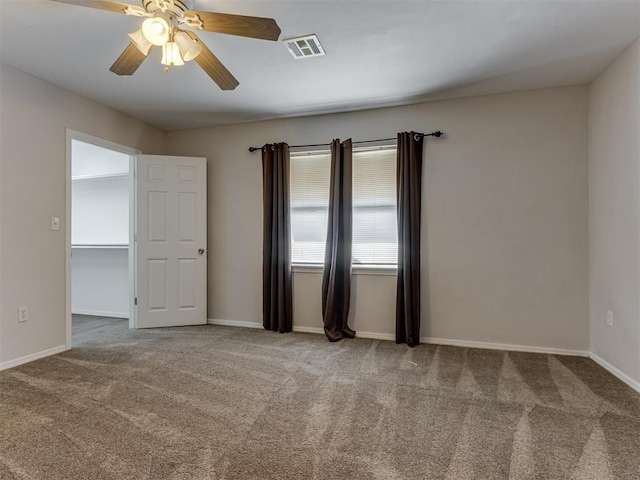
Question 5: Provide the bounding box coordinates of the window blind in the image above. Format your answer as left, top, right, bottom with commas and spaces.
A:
352, 146, 398, 265
289, 145, 398, 266
290, 150, 331, 264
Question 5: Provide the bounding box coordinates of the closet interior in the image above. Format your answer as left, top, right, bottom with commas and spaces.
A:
71, 139, 131, 344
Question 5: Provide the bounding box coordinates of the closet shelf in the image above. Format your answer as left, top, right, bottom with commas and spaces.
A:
71, 172, 129, 181
72, 244, 129, 249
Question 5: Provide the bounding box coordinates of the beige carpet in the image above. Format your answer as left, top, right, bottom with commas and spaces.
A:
1, 325, 639, 479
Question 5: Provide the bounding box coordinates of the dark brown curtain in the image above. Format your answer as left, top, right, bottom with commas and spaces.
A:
322, 139, 356, 342
262, 143, 293, 333
396, 132, 424, 347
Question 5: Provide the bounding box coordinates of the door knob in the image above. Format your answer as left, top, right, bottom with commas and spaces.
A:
198, 248, 205, 255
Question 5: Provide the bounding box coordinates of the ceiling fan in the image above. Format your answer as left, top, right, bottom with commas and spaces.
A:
51, 0, 282, 90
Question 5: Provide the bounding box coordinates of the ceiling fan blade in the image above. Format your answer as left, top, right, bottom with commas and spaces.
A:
110, 43, 152, 76
51, 0, 135, 14
184, 11, 281, 41
185, 31, 239, 90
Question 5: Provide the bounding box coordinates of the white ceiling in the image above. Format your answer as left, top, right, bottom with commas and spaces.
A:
1, 0, 639, 131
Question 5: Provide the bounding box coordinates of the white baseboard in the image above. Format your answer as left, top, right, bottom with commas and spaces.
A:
293, 326, 396, 341
0, 345, 68, 372
208, 320, 396, 341
589, 352, 640, 394
292, 325, 323, 335
207, 320, 329, 335
356, 331, 396, 341
207, 319, 591, 355
293, 325, 396, 341
72, 309, 128, 319
420, 336, 589, 357
207, 319, 262, 329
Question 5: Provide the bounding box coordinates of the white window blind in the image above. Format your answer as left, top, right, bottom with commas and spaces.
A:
289, 145, 398, 266
352, 146, 397, 265
290, 150, 331, 264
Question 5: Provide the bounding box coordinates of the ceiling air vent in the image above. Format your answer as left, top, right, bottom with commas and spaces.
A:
283, 34, 326, 59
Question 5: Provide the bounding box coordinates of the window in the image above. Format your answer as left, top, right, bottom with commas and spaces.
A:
290, 145, 397, 266
352, 146, 398, 265
290, 150, 331, 264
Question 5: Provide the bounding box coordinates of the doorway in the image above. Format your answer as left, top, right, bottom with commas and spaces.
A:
65, 131, 138, 348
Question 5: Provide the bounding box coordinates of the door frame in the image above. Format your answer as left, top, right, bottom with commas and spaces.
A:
64, 129, 140, 349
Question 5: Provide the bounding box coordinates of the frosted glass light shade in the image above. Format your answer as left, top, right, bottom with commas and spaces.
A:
161, 42, 184, 66
128, 29, 153, 55
141, 17, 170, 46
174, 31, 202, 62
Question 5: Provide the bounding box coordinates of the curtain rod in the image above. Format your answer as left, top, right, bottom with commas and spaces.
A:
248, 131, 444, 153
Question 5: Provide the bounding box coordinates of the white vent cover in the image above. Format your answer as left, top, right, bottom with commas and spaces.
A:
283, 34, 325, 59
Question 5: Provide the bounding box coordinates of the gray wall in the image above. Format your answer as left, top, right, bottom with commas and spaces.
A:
0, 63, 599, 368
588, 38, 640, 386
167, 86, 589, 352
0, 63, 166, 366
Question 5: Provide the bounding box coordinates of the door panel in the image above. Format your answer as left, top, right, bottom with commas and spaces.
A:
136, 155, 207, 328
148, 259, 168, 311
148, 191, 168, 242
178, 192, 197, 241
178, 259, 197, 309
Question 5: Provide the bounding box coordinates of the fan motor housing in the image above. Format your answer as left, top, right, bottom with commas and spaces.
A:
143, 0, 191, 16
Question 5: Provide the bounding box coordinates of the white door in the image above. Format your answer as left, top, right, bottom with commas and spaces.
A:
135, 155, 207, 328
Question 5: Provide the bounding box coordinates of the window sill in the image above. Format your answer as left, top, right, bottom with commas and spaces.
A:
292, 264, 397, 276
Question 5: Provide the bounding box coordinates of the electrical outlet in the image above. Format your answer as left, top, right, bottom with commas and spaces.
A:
606, 310, 613, 327
18, 307, 28, 322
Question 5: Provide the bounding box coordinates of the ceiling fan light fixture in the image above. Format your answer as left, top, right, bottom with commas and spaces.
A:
174, 31, 202, 62
128, 29, 153, 55
141, 16, 170, 46
161, 42, 185, 66
52, 0, 281, 90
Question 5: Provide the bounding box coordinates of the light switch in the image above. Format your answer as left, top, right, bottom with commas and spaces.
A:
51, 217, 60, 231
606, 310, 614, 327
